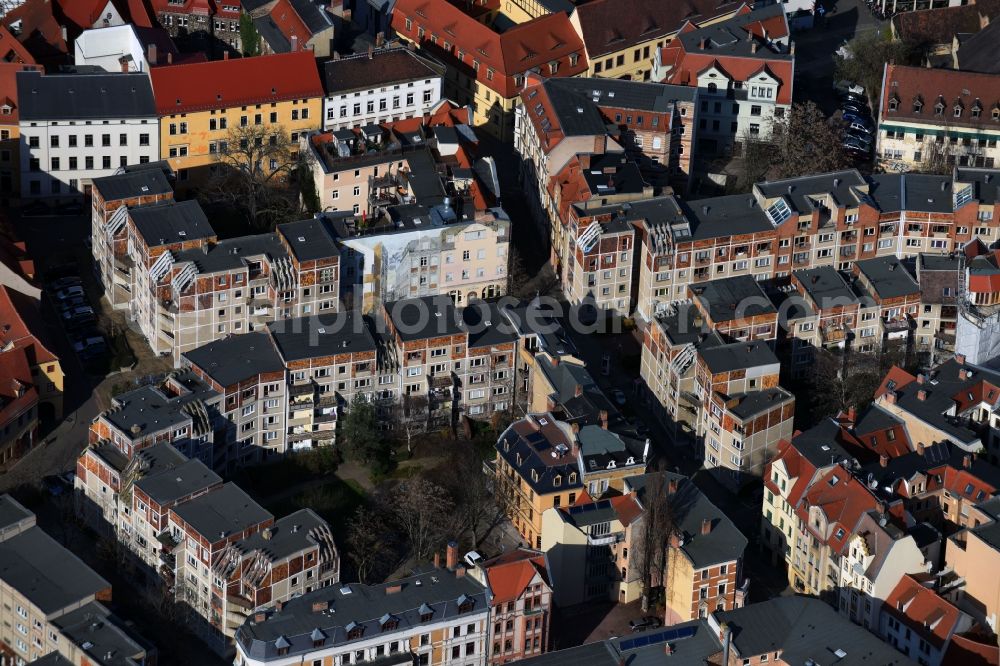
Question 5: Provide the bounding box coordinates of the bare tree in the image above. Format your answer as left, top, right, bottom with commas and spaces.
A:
771, 102, 852, 180
394, 393, 431, 455
634, 470, 676, 612
346, 505, 395, 583
382, 478, 457, 562
735, 130, 774, 190
205, 123, 301, 230
430, 446, 515, 550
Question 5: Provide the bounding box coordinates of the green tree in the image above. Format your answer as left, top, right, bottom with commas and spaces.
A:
835, 29, 919, 109
340, 394, 393, 472
298, 159, 321, 215
239, 13, 261, 57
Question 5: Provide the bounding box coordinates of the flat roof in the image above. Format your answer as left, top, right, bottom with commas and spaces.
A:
691, 275, 776, 323
183, 332, 285, 387
129, 200, 215, 247
171, 483, 272, 541
268, 312, 377, 362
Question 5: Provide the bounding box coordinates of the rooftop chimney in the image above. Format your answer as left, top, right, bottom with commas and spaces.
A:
446, 541, 459, 570
847, 406, 856, 423
668, 478, 678, 494
254, 612, 267, 622
701, 518, 712, 535
956, 353, 966, 365
880, 453, 889, 468
291, 35, 299, 52
751, 40, 759, 54
885, 391, 898, 405
386, 584, 402, 595
433, 552, 441, 568
959, 368, 971, 380
312, 600, 329, 612
917, 388, 930, 401
599, 410, 609, 429
574, 383, 584, 398
167, 52, 173, 65
963, 454, 972, 469
147, 43, 157, 66
916, 442, 925, 456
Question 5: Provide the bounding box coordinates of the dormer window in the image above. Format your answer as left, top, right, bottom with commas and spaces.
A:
380, 614, 399, 631
569, 53, 579, 67
913, 99, 923, 113
934, 101, 945, 116
457, 594, 474, 613
346, 622, 364, 640
569, 472, 577, 483
548, 61, 559, 75
993, 107, 1000, 120
888, 96, 899, 111
553, 474, 562, 487
954, 105, 963, 118
418, 603, 434, 622
972, 100, 983, 118
275, 636, 291, 656
311, 628, 326, 648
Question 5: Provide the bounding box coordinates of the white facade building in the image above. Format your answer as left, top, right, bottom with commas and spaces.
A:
16, 70, 159, 202
321, 48, 445, 131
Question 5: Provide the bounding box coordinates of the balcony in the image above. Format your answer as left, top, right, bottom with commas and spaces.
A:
314, 411, 337, 424
821, 324, 847, 343
883, 317, 912, 333
289, 382, 316, 398
588, 532, 624, 546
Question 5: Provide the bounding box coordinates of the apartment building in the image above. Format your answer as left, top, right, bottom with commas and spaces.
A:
91, 164, 176, 310
234, 564, 489, 666
390, 0, 588, 140
16, 69, 158, 202
321, 47, 444, 131
653, 4, 794, 156
243, 0, 335, 56
182, 332, 289, 468
0, 494, 154, 665
467, 549, 552, 664
383, 296, 518, 422
853, 255, 922, 352
946, 496, 1000, 632
149, 0, 242, 54
571, 0, 742, 82
0, 333, 38, 471
877, 65, 1000, 172
149, 51, 323, 183
496, 410, 647, 550
880, 574, 973, 666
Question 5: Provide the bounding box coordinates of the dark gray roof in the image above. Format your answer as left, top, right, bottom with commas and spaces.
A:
26, 654, 74, 666
631, 472, 747, 568
867, 174, 905, 213
755, 170, 867, 214
727, 388, 793, 420
546, 77, 697, 113
183, 333, 285, 387
0, 495, 33, 531
129, 200, 214, 247
531, 79, 607, 137
235, 509, 331, 561
0, 525, 110, 615
235, 567, 488, 661
680, 194, 773, 240
289, 0, 335, 33
956, 20, 1000, 73
268, 312, 376, 362
900, 173, 955, 213
698, 339, 778, 374
518, 619, 720, 666
788, 418, 859, 468
171, 483, 272, 541
92, 168, 172, 202
677, 4, 792, 60
277, 217, 340, 262
795, 266, 860, 306
135, 458, 222, 507
17, 70, 156, 120
579, 153, 647, 198
654, 302, 707, 346
105, 375, 219, 437
52, 602, 152, 666
856, 256, 920, 300
956, 168, 1000, 205
691, 275, 776, 323
918, 253, 962, 271
252, 15, 292, 53
385, 295, 465, 342
322, 49, 441, 95
716, 596, 916, 664
465, 301, 519, 349
173, 234, 288, 273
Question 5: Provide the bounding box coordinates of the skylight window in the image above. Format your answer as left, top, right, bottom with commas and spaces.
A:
765, 198, 792, 226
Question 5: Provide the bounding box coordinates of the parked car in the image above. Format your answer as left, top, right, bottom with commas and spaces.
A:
834, 80, 865, 97
841, 101, 869, 115
840, 90, 868, 104
845, 129, 874, 146
65, 312, 96, 330
57, 296, 87, 312
612, 389, 627, 406
843, 137, 872, 155
62, 305, 94, 321
629, 616, 663, 632
49, 276, 81, 291
54, 286, 84, 301
845, 121, 874, 136
841, 112, 872, 128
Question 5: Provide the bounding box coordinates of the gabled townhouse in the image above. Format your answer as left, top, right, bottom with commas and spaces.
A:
149, 0, 242, 54
0, 494, 154, 665
320, 47, 445, 131
0, 26, 39, 207
149, 51, 323, 184
880, 574, 974, 666
946, 495, 1000, 632
0, 284, 63, 423
653, 3, 794, 156
877, 64, 1000, 172
570, 0, 742, 82
16, 69, 159, 202
243, 0, 335, 56
391, 0, 588, 140
234, 557, 489, 666
467, 548, 553, 664
496, 411, 647, 550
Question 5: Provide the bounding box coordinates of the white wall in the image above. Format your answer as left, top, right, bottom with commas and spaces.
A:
323, 77, 443, 131
19, 118, 160, 199
74, 25, 149, 73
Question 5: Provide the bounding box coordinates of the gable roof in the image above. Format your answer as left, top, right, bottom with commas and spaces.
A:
483, 549, 549, 605
149, 51, 323, 115
16, 70, 156, 120
573, 0, 743, 58
884, 575, 965, 649
0, 286, 57, 367
321, 48, 443, 96
880, 64, 1000, 131
956, 19, 1000, 74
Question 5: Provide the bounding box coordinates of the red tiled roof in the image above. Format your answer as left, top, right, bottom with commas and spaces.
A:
942, 632, 1000, 666
266, 0, 311, 47
0, 344, 37, 429
657, 37, 793, 104
798, 467, 879, 553
884, 575, 964, 649
484, 549, 549, 604
969, 273, 1000, 293
149, 51, 324, 115
893, 4, 990, 47
880, 64, 1000, 130
391, 0, 588, 99
55, 0, 117, 31
1, 0, 68, 63
0, 62, 41, 124
0, 286, 56, 367
0, 25, 35, 66
875, 365, 917, 399
574, 0, 742, 58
